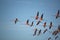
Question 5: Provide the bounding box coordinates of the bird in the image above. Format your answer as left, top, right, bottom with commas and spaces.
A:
58, 25, 60, 32
36, 21, 41, 25
56, 10, 60, 19
26, 19, 30, 25
52, 25, 60, 36
35, 11, 39, 20
14, 18, 19, 24
49, 22, 53, 29
43, 29, 47, 34
33, 28, 38, 36
52, 30, 59, 36
48, 37, 51, 40
43, 22, 46, 28
30, 21, 34, 27
55, 36, 58, 40
40, 14, 43, 21
37, 29, 41, 36
21, 19, 30, 26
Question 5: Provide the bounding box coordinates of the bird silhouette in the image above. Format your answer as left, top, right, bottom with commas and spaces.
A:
36, 21, 41, 25
52, 25, 60, 36
49, 22, 53, 29
30, 21, 34, 27
48, 37, 51, 40
40, 14, 43, 21
43, 22, 46, 28
37, 29, 41, 36
55, 36, 58, 40
52, 30, 58, 35
58, 25, 60, 32
26, 19, 30, 25
33, 28, 38, 36
55, 25, 60, 36
52, 10, 60, 19
14, 18, 19, 24
43, 29, 47, 34
56, 10, 60, 19
35, 11, 39, 20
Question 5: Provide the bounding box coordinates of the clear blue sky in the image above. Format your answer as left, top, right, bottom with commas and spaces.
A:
0, 0, 60, 40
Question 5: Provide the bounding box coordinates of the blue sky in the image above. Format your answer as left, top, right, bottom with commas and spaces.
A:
0, 0, 60, 40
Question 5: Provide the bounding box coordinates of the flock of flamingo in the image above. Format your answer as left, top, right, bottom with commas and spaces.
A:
12, 10, 60, 40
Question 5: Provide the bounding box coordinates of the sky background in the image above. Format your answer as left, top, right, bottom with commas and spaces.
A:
0, 0, 60, 40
